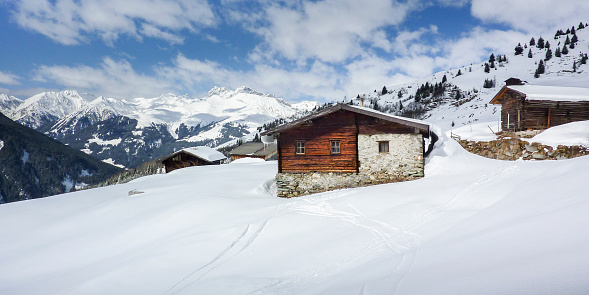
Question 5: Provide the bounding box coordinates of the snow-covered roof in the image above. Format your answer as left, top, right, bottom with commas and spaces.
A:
163, 146, 226, 163
261, 103, 431, 136
229, 142, 277, 156
507, 85, 589, 102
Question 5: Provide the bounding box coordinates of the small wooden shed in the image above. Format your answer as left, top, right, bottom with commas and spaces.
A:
161, 146, 226, 173
490, 83, 589, 131
229, 142, 277, 161
261, 103, 434, 197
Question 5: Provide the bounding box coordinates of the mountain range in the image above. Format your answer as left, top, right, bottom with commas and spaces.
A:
1, 87, 318, 169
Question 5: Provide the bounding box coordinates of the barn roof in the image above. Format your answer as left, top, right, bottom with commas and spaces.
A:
490, 85, 589, 104
229, 142, 277, 157
161, 146, 226, 163
261, 103, 430, 136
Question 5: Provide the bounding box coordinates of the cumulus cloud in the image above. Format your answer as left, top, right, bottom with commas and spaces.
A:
228, 0, 412, 63
0, 71, 21, 85
8, 0, 216, 45
471, 0, 589, 34
435, 27, 528, 70
34, 58, 172, 99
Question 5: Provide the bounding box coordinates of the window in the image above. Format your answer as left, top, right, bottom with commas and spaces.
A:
295, 141, 305, 154
378, 141, 389, 153
330, 140, 341, 154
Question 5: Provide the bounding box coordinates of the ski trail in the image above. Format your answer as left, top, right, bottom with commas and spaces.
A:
162, 205, 288, 295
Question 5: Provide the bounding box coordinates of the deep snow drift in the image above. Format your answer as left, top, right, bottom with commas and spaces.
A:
1, 127, 589, 294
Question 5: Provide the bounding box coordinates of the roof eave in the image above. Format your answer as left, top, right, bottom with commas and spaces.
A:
261, 103, 430, 136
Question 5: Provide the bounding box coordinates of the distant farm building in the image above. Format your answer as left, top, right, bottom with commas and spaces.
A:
261, 103, 435, 198
490, 81, 589, 131
161, 146, 226, 173
229, 142, 277, 161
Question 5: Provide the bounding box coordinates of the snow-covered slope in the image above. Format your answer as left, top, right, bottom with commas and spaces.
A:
0, 94, 22, 114
0, 124, 588, 294
358, 24, 589, 133
9, 90, 95, 129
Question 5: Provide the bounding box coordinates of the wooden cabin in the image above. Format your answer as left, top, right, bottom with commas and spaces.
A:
161, 146, 226, 173
490, 83, 589, 131
261, 103, 434, 197
229, 142, 277, 161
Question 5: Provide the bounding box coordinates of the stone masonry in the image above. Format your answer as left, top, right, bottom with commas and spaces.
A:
276, 134, 425, 198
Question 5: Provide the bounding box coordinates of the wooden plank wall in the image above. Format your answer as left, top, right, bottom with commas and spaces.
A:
499, 91, 525, 131
356, 113, 416, 135
499, 89, 589, 131
279, 110, 358, 172
163, 153, 209, 172
523, 100, 589, 129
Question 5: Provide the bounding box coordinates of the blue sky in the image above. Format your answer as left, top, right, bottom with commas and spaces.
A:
0, 0, 586, 102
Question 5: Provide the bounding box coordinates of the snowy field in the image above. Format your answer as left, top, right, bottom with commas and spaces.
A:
1, 129, 589, 294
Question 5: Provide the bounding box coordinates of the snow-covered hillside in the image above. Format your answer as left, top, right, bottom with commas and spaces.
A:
357, 24, 589, 132
1, 123, 588, 294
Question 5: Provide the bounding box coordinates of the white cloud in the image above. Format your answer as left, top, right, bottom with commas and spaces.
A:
436, 27, 528, 70
234, 0, 412, 63
9, 0, 216, 45
34, 58, 172, 99
0, 71, 21, 85
471, 0, 589, 34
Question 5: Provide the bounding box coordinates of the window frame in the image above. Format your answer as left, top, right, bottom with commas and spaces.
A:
330, 140, 341, 154
378, 141, 389, 153
295, 141, 306, 155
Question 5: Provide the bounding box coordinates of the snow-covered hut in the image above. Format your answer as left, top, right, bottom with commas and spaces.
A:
490, 83, 589, 131
161, 146, 226, 173
261, 103, 434, 198
229, 142, 277, 161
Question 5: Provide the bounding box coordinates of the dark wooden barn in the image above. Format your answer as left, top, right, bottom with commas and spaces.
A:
490, 83, 589, 131
161, 146, 226, 173
261, 104, 434, 197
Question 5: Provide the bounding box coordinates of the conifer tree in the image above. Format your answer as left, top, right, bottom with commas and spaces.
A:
442, 74, 447, 83
562, 44, 569, 55
545, 41, 550, 49
571, 34, 578, 44
555, 47, 561, 57
529, 37, 535, 46
484, 63, 490, 73
579, 22, 585, 29
456, 69, 462, 76
545, 48, 552, 61
535, 60, 545, 77
528, 49, 533, 58
564, 35, 570, 45
489, 53, 495, 63
570, 42, 575, 49
382, 86, 388, 95
537, 37, 545, 49
571, 26, 576, 35
514, 43, 524, 55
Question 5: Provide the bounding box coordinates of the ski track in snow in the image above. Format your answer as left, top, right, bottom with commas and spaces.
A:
163, 204, 290, 295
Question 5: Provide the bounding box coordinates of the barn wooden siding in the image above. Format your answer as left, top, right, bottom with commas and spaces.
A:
494, 87, 589, 131
279, 110, 358, 173
522, 100, 589, 129
277, 110, 423, 173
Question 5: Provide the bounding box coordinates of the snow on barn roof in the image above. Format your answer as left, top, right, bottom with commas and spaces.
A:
162, 146, 226, 163
495, 85, 589, 103
229, 142, 277, 157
